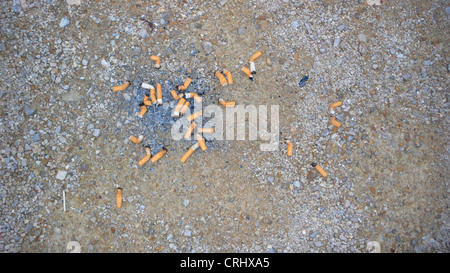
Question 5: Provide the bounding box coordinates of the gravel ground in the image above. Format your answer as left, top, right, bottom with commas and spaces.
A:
0, 0, 449, 253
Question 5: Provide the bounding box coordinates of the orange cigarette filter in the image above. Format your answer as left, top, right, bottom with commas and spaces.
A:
219, 99, 235, 107
156, 84, 163, 105
330, 116, 341, 127
223, 70, 233, 84
143, 94, 152, 106
286, 140, 293, 157
138, 146, 152, 166
180, 101, 190, 116
178, 78, 192, 91
138, 103, 147, 117
150, 147, 167, 163
129, 135, 144, 144
112, 80, 130, 92
242, 66, 254, 80
170, 90, 182, 100
330, 101, 342, 109
197, 128, 214, 133
150, 87, 157, 103
172, 98, 186, 117
215, 71, 228, 86
184, 122, 196, 139
196, 134, 207, 151
312, 163, 328, 178
193, 95, 202, 103
180, 143, 199, 163
186, 92, 202, 103
150, 55, 161, 69
187, 111, 202, 122
249, 51, 263, 62
116, 188, 123, 208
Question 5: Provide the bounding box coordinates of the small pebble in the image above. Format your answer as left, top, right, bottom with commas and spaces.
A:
59, 18, 70, 28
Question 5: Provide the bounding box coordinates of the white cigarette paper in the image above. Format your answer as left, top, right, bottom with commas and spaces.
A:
250, 62, 256, 73
141, 83, 154, 89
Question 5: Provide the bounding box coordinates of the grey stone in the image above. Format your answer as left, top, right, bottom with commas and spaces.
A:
56, 170, 67, 180
66, 0, 81, 5
122, 93, 131, 101
62, 90, 81, 102
54, 227, 61, 235
101, 59, 110, 69
202, 42, 213, 54
218, 0, 228, 7
24, 105, 36, 116
333, 38, 341, 47
93, 129, 100, 137
237, 27, 247, 35
358, 33, 367, 43
59, 18, 69, 28
139, 28, 149, 39
31, 133, 40, 142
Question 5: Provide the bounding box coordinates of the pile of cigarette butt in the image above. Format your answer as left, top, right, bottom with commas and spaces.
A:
111, 51, 342, 208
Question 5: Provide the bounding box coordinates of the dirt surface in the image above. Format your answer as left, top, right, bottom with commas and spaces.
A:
0, 0, 449, 253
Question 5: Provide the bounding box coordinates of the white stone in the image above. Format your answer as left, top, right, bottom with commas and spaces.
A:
56, 170, 67, 180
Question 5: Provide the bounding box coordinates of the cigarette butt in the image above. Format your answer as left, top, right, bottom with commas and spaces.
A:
312, 163, 328, 177
242, 66, 254, 80
187, 111, 202, 122
178, 78, 192, 91
138, 103, 147, 117
138, 146, 152, 166
150, 55, 161, 69
172, 98, 186, 117
197, 128, 214, 133
219, 99, 235, 107
186, 92, 202, 103
330, 116, 341, 127
184, 122, 196, 139
249, 51, 263, 62
184, 92, 195, 99
215, 71, 228, 86
286, 140, 293, 156
193, 94, 202, 103
170, 90, 182, 100
143, 94, 152, 106
330, 101, 342, 109
223, 70, 233, 84
196, 134, 207, 151
249, 62, 256, 74
112, 80, 130, 92
156, 83, 163, 105
150, 147, 167, 163
129, 135, 144, 144
179, 100, 190, 116
180, 143, 199, 163
150, 87, 157, 103
116, 188, 123, 208
141, 82, 154, 90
